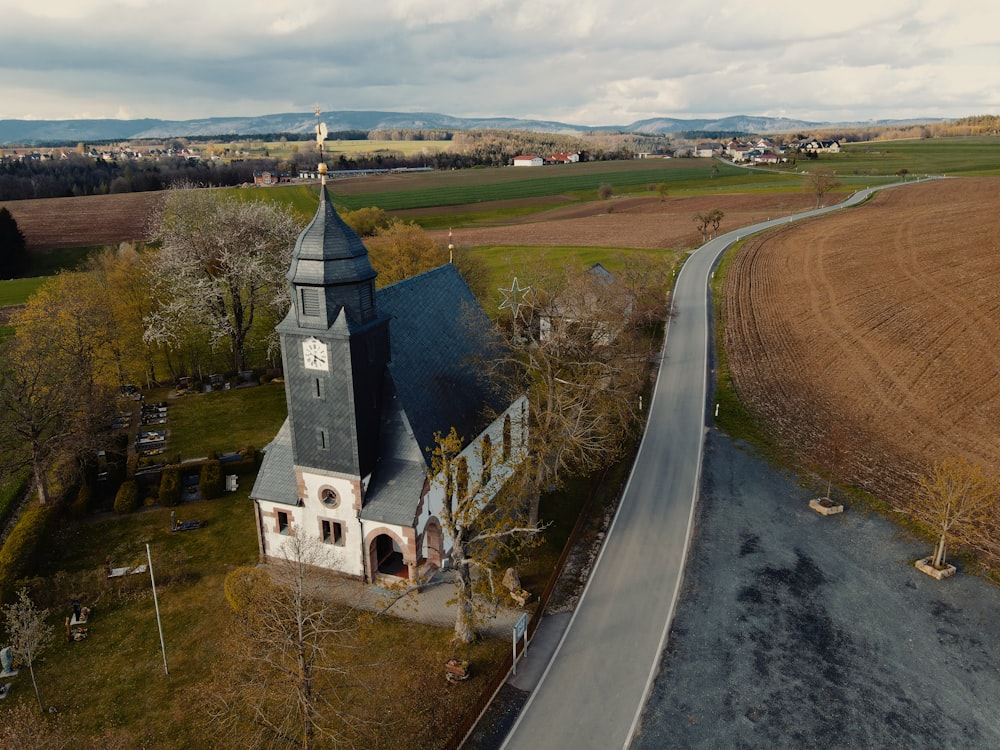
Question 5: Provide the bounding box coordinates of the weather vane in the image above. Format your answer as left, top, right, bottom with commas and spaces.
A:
314, 106, 328, 184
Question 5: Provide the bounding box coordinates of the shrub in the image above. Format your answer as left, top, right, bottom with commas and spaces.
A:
598, 183, 613, 200
199, 460, 224, 500
224, 566, 274, 615
70, 482, 93, 519
342, 206, 391, 237
114, 480, 139, 514
126, 453, 139, 478
158, 466, 182, 507
0, 503, 54, 602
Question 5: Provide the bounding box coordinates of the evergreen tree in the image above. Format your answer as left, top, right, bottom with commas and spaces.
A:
0, 206, 28, 279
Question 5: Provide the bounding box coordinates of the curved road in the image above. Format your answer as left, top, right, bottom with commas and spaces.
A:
500, 182, 924, 750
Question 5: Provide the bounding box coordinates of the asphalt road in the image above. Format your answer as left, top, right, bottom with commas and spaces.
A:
500, 183, 913, 750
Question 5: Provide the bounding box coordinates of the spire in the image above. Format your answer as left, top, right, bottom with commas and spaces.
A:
286, 186, 379, 330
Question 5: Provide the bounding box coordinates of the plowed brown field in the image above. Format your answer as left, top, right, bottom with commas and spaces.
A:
1, 191, 164, 251
436, 193, 820, 249
723, 177, 1000, 527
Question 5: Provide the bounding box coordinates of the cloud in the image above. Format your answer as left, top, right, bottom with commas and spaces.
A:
0, 0, 997, 123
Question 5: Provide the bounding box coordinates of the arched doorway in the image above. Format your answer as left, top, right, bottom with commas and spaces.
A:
372, 533, 407, 578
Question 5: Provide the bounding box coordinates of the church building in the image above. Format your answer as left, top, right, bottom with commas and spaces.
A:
250, 184, 527, 582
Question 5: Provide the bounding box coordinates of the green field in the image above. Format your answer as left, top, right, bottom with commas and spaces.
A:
794, 136, 1000, 178
204, 138, 453, 162
249, 159, 791, 219
0, 276, 46, 306
468, 244, 684, 286
200, 137, 1000, 227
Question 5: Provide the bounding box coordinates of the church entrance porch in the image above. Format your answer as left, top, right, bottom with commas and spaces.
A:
372, 533, 408, 579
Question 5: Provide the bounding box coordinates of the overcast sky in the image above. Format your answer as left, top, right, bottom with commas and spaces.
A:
1, 0, 997, 125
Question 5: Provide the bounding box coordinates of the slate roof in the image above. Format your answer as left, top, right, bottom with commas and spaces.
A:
253, 263, 512, 524
377, 264, 510, 466
250, 419, 298, 506
360, 457, 427, 525
287, 187, 377, 287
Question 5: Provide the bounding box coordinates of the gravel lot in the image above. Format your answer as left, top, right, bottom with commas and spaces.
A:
634, 430, 1000, 750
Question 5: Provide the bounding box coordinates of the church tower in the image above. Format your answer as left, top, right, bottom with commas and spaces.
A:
275, 179, 391, 480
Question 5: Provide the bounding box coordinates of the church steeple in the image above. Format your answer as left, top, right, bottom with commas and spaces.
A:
276, 126, 391, 481
286, 188, 378, 330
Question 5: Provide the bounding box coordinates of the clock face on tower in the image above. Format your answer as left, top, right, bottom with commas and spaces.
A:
302, 338, 328, 371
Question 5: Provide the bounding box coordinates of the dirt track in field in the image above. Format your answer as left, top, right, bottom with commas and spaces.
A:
0, 192, 164, 251
723, 177, 1000, 522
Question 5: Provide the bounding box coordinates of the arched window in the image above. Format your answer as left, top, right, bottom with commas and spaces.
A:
482, 434, 492, 485
502, 415, 512, 461
456, 456, 469, 501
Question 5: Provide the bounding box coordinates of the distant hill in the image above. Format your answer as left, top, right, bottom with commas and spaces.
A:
0, 110, 943, 146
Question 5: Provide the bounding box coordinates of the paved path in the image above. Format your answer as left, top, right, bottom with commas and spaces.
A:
500, 182, 921, 750
634, 429, 1000, 749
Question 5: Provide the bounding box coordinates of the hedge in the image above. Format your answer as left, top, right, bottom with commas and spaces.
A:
158, 466, 182, 507
0, 472, 30, 531
114, 479, 139, 514
0, 503, 55, 603
199, 460, 223, 500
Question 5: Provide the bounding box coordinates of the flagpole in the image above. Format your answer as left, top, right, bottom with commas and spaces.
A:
146, 543, 169, 675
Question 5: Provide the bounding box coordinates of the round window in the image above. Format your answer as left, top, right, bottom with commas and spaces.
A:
321, 488, 338, 507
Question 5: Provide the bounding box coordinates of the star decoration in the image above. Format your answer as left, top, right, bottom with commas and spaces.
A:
499, 277, 531, 318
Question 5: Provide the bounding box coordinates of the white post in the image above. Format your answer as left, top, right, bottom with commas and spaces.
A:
146, 544, 169, 675
512, 612, 528, 676
512, 626, 517, 676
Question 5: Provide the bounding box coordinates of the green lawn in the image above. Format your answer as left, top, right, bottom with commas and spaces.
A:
159, 381, 288, 460
18, 489, 260, 745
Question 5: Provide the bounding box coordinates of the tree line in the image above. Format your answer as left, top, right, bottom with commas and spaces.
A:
0, 129, 673, 201
0, 154, 276, 201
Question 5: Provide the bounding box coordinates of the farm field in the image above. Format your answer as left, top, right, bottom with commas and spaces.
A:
722, 177, 1000, 537
0, 191, 163, 252
835, 135, 1000, 177
436, 192, 823, 251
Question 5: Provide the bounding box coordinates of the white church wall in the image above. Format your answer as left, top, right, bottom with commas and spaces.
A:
258, 471, 368, 578
418, 394, 530, 566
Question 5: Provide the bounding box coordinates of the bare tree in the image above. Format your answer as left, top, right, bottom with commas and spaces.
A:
207, 537, 369, 749
428, 428, 543, 643
693, 209, 724, 242
489, 261, 658, 525
914, 456, 999, 570
804, 168, 842, 208
145, 188, 301, 373
2, 588, 55, 712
